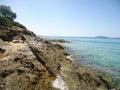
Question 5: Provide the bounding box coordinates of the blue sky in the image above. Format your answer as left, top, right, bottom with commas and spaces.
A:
0, 0, 120, 37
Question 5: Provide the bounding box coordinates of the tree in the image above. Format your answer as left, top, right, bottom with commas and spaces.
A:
0, 5, 16, 21
0, 5, 26, 28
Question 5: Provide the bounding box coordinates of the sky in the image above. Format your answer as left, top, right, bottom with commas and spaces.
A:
0, 0, 120, 37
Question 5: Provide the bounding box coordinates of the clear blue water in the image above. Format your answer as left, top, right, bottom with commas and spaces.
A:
40, 36, 120, 78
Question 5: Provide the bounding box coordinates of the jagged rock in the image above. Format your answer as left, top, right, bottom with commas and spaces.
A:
0, 26, 35, 41
0, 26, 113, 90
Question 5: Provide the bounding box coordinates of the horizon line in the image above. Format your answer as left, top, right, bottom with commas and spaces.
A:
37, 35, 120, 39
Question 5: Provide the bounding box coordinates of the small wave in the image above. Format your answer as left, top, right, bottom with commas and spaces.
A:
53, 75, 69, 90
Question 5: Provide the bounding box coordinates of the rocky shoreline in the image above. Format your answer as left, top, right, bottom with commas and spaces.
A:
0, 26, 115, 90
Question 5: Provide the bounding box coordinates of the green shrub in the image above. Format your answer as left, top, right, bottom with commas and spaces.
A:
0, 16, 13, 27
0, 16, 26, 29
13, 21, 26, 29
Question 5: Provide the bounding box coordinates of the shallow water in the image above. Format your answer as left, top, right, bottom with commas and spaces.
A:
40, 36, 120, 79
68, 38, 120, 81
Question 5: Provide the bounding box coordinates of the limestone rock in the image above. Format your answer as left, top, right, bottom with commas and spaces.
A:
0, 26, 113, 90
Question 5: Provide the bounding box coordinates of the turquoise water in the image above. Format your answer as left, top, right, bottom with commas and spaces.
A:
40, 36, 120, 78
63, 37, 120, 77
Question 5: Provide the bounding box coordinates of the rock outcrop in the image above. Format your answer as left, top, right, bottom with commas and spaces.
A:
0, 26, 113, 90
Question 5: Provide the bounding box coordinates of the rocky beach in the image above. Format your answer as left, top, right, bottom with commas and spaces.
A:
0, 25, 115, 90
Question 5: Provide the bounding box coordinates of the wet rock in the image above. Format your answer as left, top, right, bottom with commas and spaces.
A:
76, 68, 111, 90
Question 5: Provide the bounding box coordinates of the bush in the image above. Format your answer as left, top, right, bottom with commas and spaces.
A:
0, 16, 26, 29
0, 16, 13, 27
13, 22, 26, 29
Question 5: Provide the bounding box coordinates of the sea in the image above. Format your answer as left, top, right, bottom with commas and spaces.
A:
40, 36, 120, 83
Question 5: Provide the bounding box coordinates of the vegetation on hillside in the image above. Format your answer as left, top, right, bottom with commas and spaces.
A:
0, 5, 26, 29
0, 16, 13, 27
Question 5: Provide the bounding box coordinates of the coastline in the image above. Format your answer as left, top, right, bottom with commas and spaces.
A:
50, 41, 114, 90
64, 43, 120, 90
0, 26, 114, 90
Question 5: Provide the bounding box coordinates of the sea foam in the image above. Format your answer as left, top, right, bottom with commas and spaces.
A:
53, 75, 69, 90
